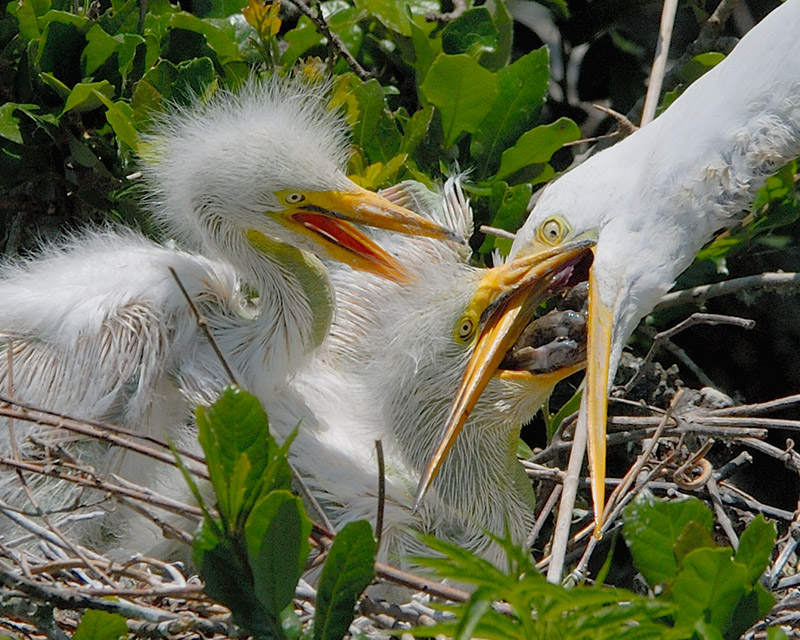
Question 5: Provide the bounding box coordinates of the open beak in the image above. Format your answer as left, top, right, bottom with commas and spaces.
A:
413, 238, 594, 511
287, 186, 466, 282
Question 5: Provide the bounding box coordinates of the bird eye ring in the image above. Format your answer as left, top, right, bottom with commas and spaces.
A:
285, 193, 305, 204
456, 317, 475, 341
539, 217, 565, 245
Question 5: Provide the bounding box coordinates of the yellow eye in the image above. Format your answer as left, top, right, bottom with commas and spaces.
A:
456, 317, 475, 342
284, 192, 305, 204
539, 217, 566, 245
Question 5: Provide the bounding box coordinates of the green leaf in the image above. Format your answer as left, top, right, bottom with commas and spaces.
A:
196, 387, 275, 525
674, 520, 716, 565
420, 54, 497, 148
400, 105, 433, 155
623, 494, 713, 587
167, 12, 240, 63
37, 18, 86, 85
104, 100, 139, 150
0, 104, 38, 144
470, 47, 549, 178
407, 12, 440, 84
725, 583, 775, 640
62, 81, 115, 114
353, 0, 438, 36
680, 52, 725, 83
441, 8, 498, 59
246, 491, 312, 619
734, 514, 776, 585
479, 0, 513, 70
7, 0, 44, 40
282, 16, 324, 66
314, 520, 376, 640
671, 547, 746, 634
82, 23, 120, 75
73, 610, 128, 640
478, 182, 531, 255
350, 79, 401, 163
767, 626, 790, 640
495, 117, 580, 181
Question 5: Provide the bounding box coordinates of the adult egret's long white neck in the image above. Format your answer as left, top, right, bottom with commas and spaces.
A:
511, 0, 800, 536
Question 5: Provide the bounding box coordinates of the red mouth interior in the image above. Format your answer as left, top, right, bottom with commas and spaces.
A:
292, 212, 380, 261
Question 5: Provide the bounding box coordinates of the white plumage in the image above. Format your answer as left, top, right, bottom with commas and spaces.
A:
0, 76, 456, 551
511, 0, 800, 536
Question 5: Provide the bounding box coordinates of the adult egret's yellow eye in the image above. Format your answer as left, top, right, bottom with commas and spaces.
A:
539, 217, 566, 245
456, 317, 475, 342
285, 192, 306, 204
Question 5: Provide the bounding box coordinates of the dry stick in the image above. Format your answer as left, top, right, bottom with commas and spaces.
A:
2, 342, 115, 588
546, 396, 589, 584
709, 393, 800, 417
655, 272, 800, 312
375, 439, 385, 555
0, 393, 205, 465
479, 225, 517, 241
622, 312, 755, 395
707, 475, 739, 549
641, 0, 678, 125
0, 405, 208, 478
290, 0, 371, 81
168, 266, 239, 387
526, 483, 561, 548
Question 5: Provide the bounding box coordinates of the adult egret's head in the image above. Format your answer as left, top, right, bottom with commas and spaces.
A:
510, 0, 800, 538
140, 77, 462, 282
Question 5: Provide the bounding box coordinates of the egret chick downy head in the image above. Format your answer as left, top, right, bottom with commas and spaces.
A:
140, 76, 462, 282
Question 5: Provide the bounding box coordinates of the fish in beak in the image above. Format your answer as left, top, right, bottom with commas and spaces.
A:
413, 238, 595, 510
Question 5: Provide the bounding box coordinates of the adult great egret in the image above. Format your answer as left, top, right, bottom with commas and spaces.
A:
0, 77, 459, 547
282, 179, 592, 568
510, 0, 800, 539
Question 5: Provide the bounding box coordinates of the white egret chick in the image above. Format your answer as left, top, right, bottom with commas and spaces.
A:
511, 0, 800, 536
0, 76, 459, 548
284, 180, 593, 567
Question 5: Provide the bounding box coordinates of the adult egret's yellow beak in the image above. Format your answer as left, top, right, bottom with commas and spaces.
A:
413, 238, 595, 510
584, 268, 614, 539
283, 186, 465, 282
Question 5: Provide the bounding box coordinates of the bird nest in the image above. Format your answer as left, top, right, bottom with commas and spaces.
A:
1, 330, 800, 639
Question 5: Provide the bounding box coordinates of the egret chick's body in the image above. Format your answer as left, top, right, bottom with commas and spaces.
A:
279, 180, 591, 569
511, 0, 800, 536
0, 76, 458, 552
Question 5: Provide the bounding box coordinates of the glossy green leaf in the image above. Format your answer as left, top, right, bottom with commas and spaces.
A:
282, 16, 324, 66
167, 12, 240, 63
671, 547, 747, 633
479, 0, 513, 70
73, 610, 128, 640
196, 387, 273, 524
7, 0, 44, 40
767, 626, 790, 640
674, 519, 716, 565
82, 24, 120, 75
246, 491, 312, 619
314, 520, 376, 640
734, 514, 776, 585
471, 47, 549, 178
104, 100, 139, 150
62, 81, 115, 114
350, 79, 401, 163
407, 12, 440, 84
442, 8, 498, 58
623, 494, 713, 587
353, 0, 437, 36
495, 117, 580, 181
400, 105, 433, 155
478, 182, 532, 255
420, 54, 497, 148
0, 104, 37, 144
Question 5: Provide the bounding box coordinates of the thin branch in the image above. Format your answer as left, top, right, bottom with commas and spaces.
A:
655, 272, 800, 311
375, 439, 385, 555
289, 0, 371, 80
168, 267, 239, 387
479, 225, 517, 241
641, 0, 679, 125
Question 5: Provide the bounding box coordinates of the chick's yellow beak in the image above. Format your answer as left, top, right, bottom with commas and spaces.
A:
413, 239, 595, 510
285, 186, 465, 282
